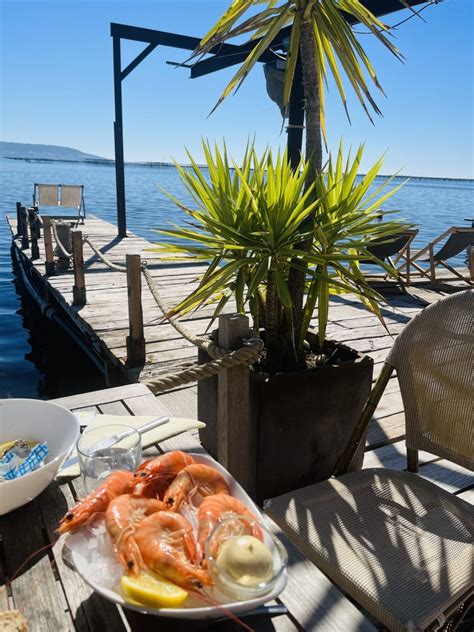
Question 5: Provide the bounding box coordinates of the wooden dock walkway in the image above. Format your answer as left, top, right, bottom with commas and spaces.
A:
7, 213, 471, 454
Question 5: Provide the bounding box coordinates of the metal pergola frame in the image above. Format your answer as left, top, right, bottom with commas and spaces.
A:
110, 0, 428, 237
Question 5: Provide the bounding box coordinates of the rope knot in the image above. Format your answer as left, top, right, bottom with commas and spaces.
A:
243, 337, 265, 352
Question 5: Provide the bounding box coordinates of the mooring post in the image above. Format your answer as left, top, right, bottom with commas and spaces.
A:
20, 206, 29, 250
42, 217, 55, 275
126, 254, 145, 367
16, 202, 24, 238
72, 230, 86, 306
28, 208, 40, 260
217, 313, 255, 495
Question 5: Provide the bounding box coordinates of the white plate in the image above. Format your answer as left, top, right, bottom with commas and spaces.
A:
67, 453, 287, 620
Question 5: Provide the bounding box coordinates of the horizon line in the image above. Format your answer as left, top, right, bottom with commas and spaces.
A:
2, 156, 473, 183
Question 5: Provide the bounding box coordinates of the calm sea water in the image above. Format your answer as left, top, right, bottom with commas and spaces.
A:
0, 157, 472, 398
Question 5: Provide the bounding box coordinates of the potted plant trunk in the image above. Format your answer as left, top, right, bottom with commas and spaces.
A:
152, 141, 410, 501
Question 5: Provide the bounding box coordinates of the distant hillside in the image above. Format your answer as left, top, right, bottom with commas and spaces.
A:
0, 141, 105, 161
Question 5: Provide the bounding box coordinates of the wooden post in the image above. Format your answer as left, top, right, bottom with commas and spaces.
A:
405, 241, 411, 286
217, 313, 255, 495
28, 208, 40, 260
16, 202, 24, 237
72, 230, 86, 306
126, 254, 145, 367
20, 206, 29, 250
428, 244, 436, 282
42, 217, 55, 275
197, 342, 219, 458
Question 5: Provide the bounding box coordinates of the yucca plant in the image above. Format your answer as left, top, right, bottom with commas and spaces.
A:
151, 141, 411, 373
188, 0, 407, 368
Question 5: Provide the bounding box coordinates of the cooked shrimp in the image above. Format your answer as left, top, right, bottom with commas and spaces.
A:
58, 470, 134, 534
130, 451, 194, 498
198, 494, 263, 561
105, 494, 164, 574
163, 464, 230, 511
134, 511, 212, 589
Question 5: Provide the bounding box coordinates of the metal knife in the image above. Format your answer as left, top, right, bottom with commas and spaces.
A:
60, 416, 170, 470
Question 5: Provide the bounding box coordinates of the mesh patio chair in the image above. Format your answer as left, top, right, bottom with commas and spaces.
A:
363, 229, 418, 289
33, 183, 86, 223
400, 227, 474, 286
265, 290, 474, 632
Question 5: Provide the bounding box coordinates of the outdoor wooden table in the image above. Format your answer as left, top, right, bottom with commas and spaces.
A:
0, 384, 377, 631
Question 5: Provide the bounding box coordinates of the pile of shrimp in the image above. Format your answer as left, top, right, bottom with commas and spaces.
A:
58, 451, 262, 595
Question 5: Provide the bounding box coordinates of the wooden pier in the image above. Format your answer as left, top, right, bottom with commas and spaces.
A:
3, 212, 473, 630
6, 211, 471, 454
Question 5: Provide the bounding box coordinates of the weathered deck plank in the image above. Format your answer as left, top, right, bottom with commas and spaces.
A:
1, 497, 74, 631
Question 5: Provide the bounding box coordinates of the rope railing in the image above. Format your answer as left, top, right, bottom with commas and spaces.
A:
77, 234, 263, 389
82, 236, 128, 272
140, 260, 263, 392
38, 225, 264, 391
50, 222, 127, 273
140, 262, 243, 360
143, 341, 264, 394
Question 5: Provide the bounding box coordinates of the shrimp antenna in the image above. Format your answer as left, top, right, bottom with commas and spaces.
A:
187, 586, 255, 632
7, 541, 57, 586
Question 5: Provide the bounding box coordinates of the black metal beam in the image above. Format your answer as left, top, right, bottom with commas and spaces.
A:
112, 35, 127, 238
111, 22, 203, 50
109, 22, 280, 236
122, 42, 159, 81
191, 30, 288, 79
190, 0, 429, 78
110, 22, 280, 69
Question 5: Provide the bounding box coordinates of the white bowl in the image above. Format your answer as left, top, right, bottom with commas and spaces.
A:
0, 398, 79, 515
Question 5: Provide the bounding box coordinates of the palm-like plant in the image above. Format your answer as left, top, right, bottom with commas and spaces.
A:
193, 0, 401, 176
151, 141, 410, 372
190, 0, 404, 368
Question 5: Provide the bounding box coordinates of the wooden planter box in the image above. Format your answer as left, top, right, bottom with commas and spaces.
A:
198, 337, 373, 503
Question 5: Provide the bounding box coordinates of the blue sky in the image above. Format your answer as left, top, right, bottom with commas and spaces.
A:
1, 0, 473, 178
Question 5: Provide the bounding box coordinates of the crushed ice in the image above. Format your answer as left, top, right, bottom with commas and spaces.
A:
66, 518, 123, 588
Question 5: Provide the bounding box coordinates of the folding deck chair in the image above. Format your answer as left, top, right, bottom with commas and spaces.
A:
364, 229, 418, 289
266, 290, 474, 631
33, 183, 86, 223
402, 226, 473, 285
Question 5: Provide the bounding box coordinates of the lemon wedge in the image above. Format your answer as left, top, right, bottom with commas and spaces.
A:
121, 572, 188, 608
